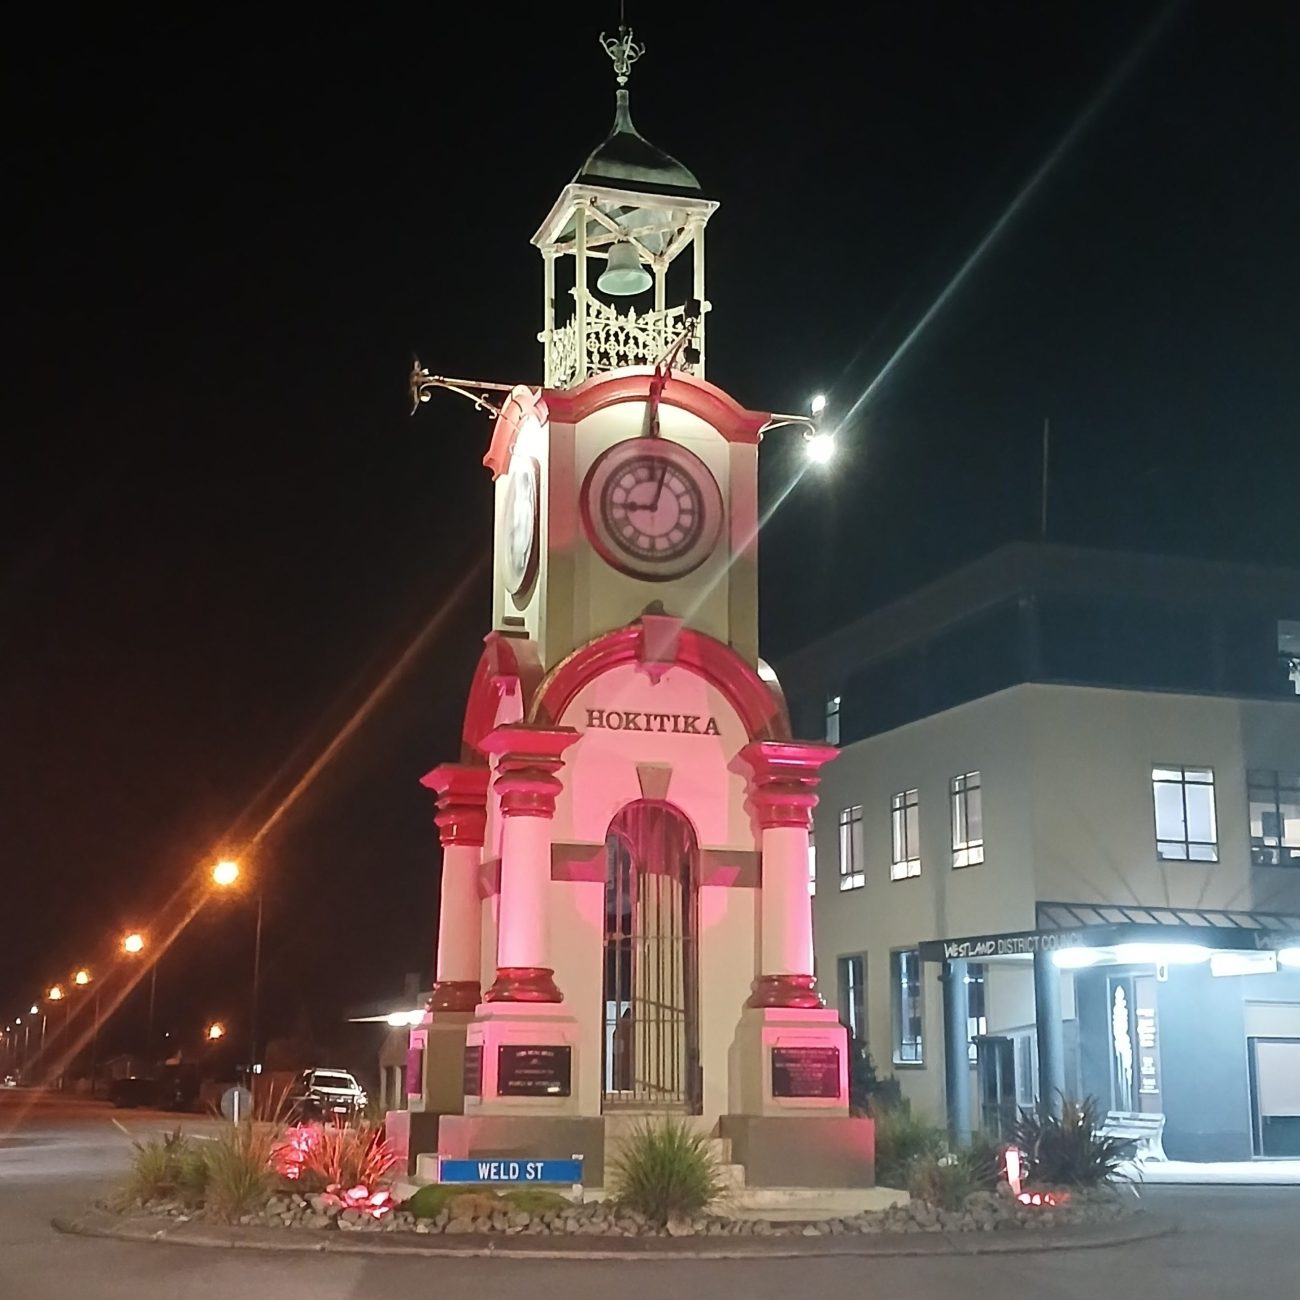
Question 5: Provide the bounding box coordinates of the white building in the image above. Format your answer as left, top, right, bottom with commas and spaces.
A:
785, 542, 1300, 1160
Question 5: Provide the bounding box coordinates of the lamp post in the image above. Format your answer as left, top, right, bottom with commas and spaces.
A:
47, 986, 67, 1088
73, 969, 102, 1091
122, 932, 157, 1055
211, 860, 264, 1071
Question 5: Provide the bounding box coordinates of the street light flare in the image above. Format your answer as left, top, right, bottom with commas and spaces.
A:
123, 932, 145, 954
206, 1021, 226, 1041
804, 430, 836, 464
48, 986, 64, 1001
73, 969, 91, 986
212, 860, 241, 888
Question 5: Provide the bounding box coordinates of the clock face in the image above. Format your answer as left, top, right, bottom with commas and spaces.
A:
580, 438, 724, 581
500, 454, 539, 603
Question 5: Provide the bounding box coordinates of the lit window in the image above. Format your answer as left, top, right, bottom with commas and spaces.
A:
825, 694, 842, 745
1248, 770, 1300, 867
966, 962, 988, 1062
891, 949, 923, 1065
838, 954, 867, 1042
808, 830, 817, 896
838, 805, 865, 890
1152, 766, 1219, 862
951, 771, 985, 868
1280, 621, 1300, 696
890, 789, 920, 880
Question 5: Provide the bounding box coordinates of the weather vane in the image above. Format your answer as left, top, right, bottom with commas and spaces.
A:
599, 23, 644, 87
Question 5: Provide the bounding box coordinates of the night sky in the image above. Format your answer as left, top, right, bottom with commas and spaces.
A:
4, 4, 1297, 1060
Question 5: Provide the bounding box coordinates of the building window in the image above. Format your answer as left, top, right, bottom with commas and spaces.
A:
1152, 766, 1218, 861
966, 962, 988, 1062
951, 771, 984, 867
1279, 620, 1300, 696
1249, 770, 1300, 867
838, 805, 865, 890
838, 954, 867, 1042
891, 949, 924, 1064
890, 789, 920, 880
808, 829, 817, 896
825, 694, 841, 745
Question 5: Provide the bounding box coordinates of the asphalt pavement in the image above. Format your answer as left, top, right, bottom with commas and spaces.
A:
2, 1087, 1299, 1300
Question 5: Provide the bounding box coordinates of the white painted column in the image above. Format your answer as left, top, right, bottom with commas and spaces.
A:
420, 763, 489, 1012
480, 725, 579, 1003
741, 740, 839, 1009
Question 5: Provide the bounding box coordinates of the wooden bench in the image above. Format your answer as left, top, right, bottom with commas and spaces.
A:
1100, 1110, 1167, 1162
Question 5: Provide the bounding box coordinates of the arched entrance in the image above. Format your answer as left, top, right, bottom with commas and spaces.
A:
601, 801, 700, 1112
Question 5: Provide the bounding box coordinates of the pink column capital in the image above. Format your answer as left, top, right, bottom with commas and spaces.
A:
481, 724, 580, 819
421, 762, 490, 847
739, 740, 839, 830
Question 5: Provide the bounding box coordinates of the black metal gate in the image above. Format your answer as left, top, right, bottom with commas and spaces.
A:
601, 801, 700, 1111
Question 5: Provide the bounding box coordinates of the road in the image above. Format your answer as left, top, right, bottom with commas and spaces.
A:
2, 1087, 1299, 1299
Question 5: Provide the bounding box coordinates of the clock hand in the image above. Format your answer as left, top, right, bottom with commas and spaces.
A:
650, 457, 670, 510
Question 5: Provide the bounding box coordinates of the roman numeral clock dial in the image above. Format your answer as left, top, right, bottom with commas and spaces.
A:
580, 438, 724, 581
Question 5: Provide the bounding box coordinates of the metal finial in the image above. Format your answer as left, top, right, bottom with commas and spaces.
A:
599, 25, 644, 87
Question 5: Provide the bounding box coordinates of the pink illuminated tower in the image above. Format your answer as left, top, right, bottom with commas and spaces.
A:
403, 26, 872, 1190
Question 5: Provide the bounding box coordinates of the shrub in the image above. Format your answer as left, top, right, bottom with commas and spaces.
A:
404, 1182, 474, 1219
121, 1126, 196, 1204
961, 1131, 1006, 1193
872, 1105, 947, 1188
446, 1191, 502, 1221
1011, 1096, 1127, 1188
502, 1188, 572, 1214
608, 1118, 723, 1224
204, 1121, 280, 1221
907, 1155, 976, 1211
273, 1122, 397, 1194
847, 1037, 903, 1116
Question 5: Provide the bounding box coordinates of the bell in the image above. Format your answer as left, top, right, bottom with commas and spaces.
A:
597, 242, 652, 296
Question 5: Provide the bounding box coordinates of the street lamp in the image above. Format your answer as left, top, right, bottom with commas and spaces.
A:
211, 859, 264, 1072
73, 969, 90, 987
206, 1021, 225, 1042
122, 932, 158, 1054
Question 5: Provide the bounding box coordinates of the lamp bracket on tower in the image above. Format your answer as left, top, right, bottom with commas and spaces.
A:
408, 360, 525, 417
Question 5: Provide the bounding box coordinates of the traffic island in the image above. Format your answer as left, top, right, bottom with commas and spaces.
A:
60, 1183, 1161, 1255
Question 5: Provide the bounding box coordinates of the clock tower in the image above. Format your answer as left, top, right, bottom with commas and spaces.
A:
405, 27, 872, 1194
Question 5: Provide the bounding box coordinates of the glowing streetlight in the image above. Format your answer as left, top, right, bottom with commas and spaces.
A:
212, 860, 240, 888
122, 932, 145, 955
73, 969, 91, 987
206, 1021, 226, 1041
29, 1005, 38, 1016
810, 393, 827, 416
804, 430, 836, 464
48, 985, 64, 1002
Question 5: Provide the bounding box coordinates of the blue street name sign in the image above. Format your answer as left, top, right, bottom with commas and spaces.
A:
438, 1158, 583, 1185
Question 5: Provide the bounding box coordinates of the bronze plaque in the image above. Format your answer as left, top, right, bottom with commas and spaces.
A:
771, 1045, 841, 1099
498, 1045, 572, 1097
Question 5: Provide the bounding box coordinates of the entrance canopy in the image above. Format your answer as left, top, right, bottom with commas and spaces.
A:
919, 902, 1300, 972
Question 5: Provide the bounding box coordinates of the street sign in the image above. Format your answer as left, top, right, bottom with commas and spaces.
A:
438, 1157, 583, 1185
220, 1085, 253, 1122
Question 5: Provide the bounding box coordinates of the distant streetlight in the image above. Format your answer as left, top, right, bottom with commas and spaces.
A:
211, 860, 240, 888
206, 1022, 225, 1042
47, 986, 63, 1002
210, 859, 264, 1072
29, 1005, 38, 1016
73, 969, 91, 987
122, 932, 158, 1052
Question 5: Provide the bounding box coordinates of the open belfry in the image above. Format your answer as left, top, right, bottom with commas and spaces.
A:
404, 27, 873, 1188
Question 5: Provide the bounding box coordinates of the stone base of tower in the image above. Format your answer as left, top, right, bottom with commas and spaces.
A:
718, 1114, 876, 1187
427, 1115, 608, 1186
461, 1001, 584, 1116
728, 1005, 850, 1116
408, 1012, 474, 1114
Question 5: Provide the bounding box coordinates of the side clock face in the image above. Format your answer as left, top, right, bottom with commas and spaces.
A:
580, 438, 724, 581
500, 453, 539, 604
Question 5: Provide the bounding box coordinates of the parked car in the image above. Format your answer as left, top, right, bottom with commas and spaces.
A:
287, 1068, 367, 1122
108, 1065, 200, 1111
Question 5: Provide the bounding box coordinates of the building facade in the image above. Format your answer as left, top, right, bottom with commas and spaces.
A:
786, 543, 1300, 1161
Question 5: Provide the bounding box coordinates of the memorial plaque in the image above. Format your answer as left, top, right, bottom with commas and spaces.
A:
498, 1044, 572, 1097
462, 1044, 483, 1097
771, 1045, 841, 1099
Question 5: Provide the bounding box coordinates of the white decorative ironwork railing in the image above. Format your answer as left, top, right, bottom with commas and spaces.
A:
547, 298, 698, 388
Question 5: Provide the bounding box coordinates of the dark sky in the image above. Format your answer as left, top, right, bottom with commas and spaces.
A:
4, 3, 1297, 1055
